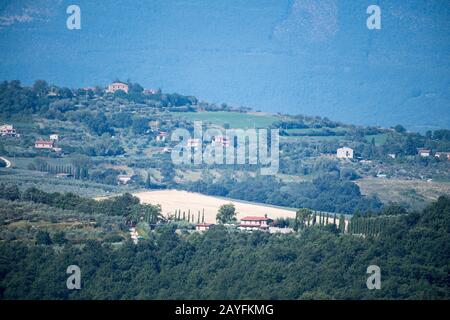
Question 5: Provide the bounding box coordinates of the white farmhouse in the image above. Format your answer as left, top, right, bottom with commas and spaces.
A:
117, 174, 132, 185
337, 147, 354, 159
0, 124, 17, 137
238, 216, 273, 231
418, 149, 431, 157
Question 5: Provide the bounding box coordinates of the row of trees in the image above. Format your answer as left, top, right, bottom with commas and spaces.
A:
0, 184, 162, 225
172, 209, 205, 224
30, 162, 89, 180
294, 208, 346, 233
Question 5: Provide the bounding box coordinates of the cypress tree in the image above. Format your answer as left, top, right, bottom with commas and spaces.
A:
339, 214, 345, 233
145, 172, 151, 188
293, 212, 300, 232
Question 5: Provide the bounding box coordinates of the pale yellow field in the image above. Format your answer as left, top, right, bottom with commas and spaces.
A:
133, 190, 296, 223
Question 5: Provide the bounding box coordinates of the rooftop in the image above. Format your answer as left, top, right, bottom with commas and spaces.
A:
240, 216, 272, 221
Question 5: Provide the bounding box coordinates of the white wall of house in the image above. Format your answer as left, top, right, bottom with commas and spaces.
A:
337, 147, 354, 159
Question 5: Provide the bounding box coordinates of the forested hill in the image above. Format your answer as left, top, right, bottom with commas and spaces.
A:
1, 80, 450, 214
0, 196, 449, 300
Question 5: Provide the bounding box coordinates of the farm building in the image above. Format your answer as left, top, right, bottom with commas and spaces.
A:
418, 149, 431, 157
238, 216, 273, 231
337, 147, 354, 159
435, 152, 450, 160
49, 134, 59, 141
156, 131, 169, 142
0, 124, 17, 137
34, 140, 54, 149
117, 175, 132, 185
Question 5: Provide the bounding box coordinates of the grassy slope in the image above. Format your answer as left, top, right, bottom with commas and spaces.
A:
171, 111, 280, 129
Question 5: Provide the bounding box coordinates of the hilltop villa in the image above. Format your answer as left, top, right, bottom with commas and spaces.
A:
107, 82, 129, 94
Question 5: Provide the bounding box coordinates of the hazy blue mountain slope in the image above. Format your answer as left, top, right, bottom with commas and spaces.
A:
0, 0, 449, 131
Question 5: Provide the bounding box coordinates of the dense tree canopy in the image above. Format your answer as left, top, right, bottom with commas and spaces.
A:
0, 196, 448, 299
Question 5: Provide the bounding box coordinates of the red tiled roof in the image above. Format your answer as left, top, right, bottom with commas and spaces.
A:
196, 223, 214, 227
35, 140, 53, 144
240, 216, 271, 221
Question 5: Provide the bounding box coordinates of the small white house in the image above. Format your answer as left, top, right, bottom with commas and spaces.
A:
34, 140, 54, 149
387, 153, 396, 159
435, 152, 450, 160
195, 223, 214, 232
0, 124, 17, 137
156, 132, 169, 142
418, 149, 431, 157
117, 175, 132, 185
337, 147, 354, 159
49, 134, 59, 141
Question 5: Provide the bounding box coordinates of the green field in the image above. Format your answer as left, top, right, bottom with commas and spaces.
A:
171, 111, 279, 129
284, 127, 350, 135
366, 133, 388, 146
281, 135, 351, 143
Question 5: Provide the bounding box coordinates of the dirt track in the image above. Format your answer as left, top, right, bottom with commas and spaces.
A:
0, 156, 11, 168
